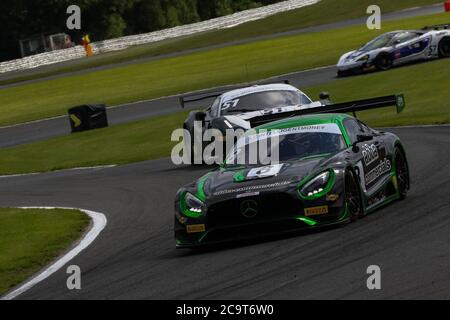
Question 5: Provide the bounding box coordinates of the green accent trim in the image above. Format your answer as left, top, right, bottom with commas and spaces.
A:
395, 94, 406, 114
297, 169, 336, 200
365, 194, 399, 215
337, 120, 352, 147
196, 173, 212, 201
198, 232, 208, 243
233, 170, 246, 183
180, 192, 204, 218
337, 203, 350, 222
297, 217, 318, 226
255, 114, 350, 132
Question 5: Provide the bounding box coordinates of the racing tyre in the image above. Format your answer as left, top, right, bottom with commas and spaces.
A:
395, 148, 410, 200
438, 37, 450, 58
375, 53, 393, 71
337, 70, 347, 78
345, 170, 363, 222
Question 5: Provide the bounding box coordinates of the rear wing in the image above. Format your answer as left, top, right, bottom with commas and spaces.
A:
302, 94, 406, 116
422, 23, 450, 30
247, 94, 405, 127
179, 80, 290, 109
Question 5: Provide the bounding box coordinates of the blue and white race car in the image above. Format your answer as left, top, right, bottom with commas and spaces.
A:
337, 24, 450, 76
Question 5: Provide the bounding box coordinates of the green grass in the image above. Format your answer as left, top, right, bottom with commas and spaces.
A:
0, 111, 190, 174
0, 0, 439, 87
0, 208, 89, 295
0, 12, 449, 127
304, 59, 450, 127
0, 58, 448, 175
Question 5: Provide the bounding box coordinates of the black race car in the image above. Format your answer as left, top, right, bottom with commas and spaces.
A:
175, 94, 410, 248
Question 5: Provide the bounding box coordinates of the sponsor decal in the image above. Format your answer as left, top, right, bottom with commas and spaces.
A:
362, 144, 379, 166
214, 181, 291, 196
365, 159, 392, 186
326, 194, 340, 202
304, 206, 329, 217
178, 216, 187, 225
241, 123, 342, 147
187, 224, 206, 234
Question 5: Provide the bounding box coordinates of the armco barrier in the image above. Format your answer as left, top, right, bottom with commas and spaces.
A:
0, 0, 319, 74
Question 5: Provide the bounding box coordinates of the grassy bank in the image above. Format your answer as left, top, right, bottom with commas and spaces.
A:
0, 208, 90, 296
0, 58, 448, 175
0, 12, 448, 127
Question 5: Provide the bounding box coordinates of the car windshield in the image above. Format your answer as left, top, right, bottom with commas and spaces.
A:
221, 90, 311, 114
360, 32, 398, 51
225, 124, 347, 166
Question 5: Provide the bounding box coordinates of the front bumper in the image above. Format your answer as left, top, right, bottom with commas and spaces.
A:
174, 190, 348, 248
337, 61, 376, 76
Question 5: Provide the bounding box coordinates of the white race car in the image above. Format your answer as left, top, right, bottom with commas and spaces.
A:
337, 23, 450, 76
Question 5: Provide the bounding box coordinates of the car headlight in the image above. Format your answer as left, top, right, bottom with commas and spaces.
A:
180, 192, 205, 218
357, 55, 370, 62
299, 171, 335, 199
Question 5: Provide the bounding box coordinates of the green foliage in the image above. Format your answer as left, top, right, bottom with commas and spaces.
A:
0, 0, 285, 62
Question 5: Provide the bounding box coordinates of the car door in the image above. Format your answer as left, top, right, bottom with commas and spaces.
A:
344, 119, 389, 193
392, 32, 431, 63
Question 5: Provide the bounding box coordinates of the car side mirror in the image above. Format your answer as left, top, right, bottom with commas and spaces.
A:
319, 92, 330, 100
319, 92, 331, 105
352, 134, 373, 152
357, 134, 373, 143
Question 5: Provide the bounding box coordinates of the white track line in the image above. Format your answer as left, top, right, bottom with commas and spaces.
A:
1, 207, 107, 301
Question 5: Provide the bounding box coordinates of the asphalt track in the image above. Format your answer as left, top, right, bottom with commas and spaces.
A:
1, 125, 449, 300
0, 3, 444, 149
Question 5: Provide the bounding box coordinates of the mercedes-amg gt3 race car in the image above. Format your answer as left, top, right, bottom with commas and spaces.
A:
337, 23, 450, 76
180, 82, 330, 163
175, 95, 410, 248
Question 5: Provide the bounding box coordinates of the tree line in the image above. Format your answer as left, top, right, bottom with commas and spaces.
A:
0, 0, 284, 62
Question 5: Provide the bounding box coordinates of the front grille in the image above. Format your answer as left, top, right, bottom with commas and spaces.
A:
207, 193, 302, 227
204, 219, 306, 243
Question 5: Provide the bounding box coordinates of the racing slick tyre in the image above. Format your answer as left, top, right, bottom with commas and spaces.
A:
337, 70, 347, 78
438, 37, 450, 58
395, 148, 410, 200
345, 170, 363, 222
375, 52, 393, 71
